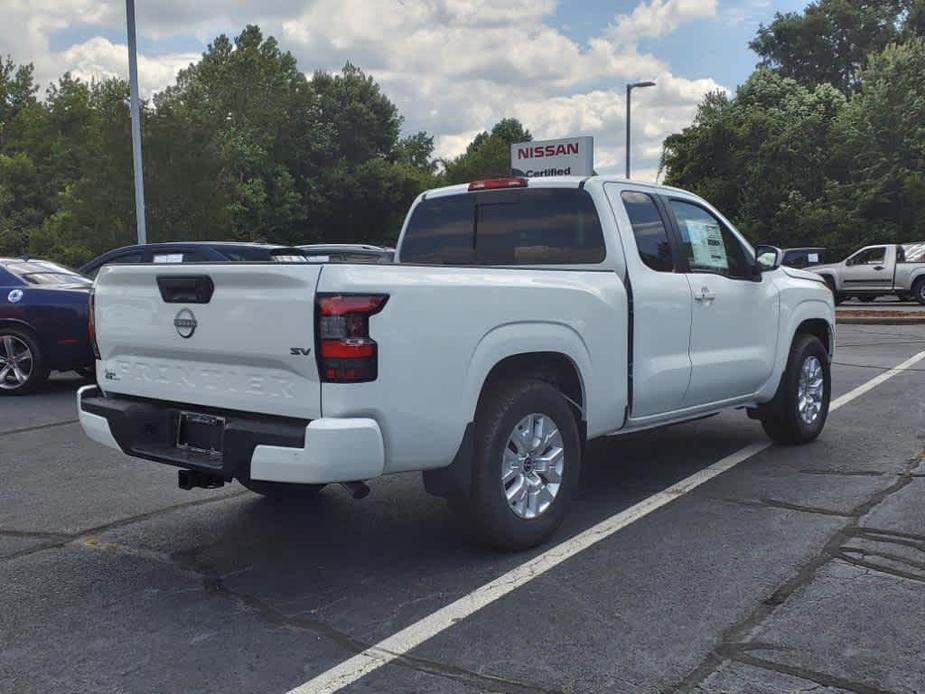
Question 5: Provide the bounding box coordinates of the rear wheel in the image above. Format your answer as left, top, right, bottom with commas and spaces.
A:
913, 278, 925, 306
0, 328, 48, 395
239, 478, 326, 500
760, 334, 830, 445
456, 378, 581, 550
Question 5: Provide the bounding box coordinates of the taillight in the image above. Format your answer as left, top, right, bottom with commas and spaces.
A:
316, 293, 388, 383
468, 177, 528, 191
88, 286, 100, 359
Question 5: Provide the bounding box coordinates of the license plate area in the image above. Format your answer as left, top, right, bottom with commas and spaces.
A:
176, 411, 224, 457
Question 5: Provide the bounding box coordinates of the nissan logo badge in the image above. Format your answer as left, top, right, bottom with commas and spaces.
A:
174, 308, 197, 338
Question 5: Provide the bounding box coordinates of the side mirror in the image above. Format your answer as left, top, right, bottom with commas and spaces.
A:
755, 244, 783, 272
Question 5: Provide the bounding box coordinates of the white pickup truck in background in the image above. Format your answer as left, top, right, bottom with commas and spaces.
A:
811, 242, 925, 304
78, 176, 835, 549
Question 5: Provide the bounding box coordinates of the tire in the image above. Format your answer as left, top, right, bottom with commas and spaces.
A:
821, 276, 843, 305
458, 378, 581, 551
239, 478, 326, 500
760, 334, 830, 445
913, 278, 925, 306
0, 327, 49, 396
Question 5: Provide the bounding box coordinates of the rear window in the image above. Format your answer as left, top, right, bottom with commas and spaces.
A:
5, 261, 89, 285
400, 188, 605, 265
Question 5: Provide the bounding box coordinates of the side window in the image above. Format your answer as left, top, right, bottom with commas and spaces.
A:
848, 247, 886, 265
621, 191, 674, 272
475, 189, 605, 265
669, 200, 750, 279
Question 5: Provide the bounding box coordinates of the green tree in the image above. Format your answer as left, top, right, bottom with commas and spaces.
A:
833, 38, 925, 241
661, 70, 852, 251
441, 118, 532, 184
750, 0, 925, 93
306, 63, 437, 245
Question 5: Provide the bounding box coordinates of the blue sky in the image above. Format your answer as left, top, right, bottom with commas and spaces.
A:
7, 0, 812, 180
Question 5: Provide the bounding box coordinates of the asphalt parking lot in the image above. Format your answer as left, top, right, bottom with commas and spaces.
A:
2, 324, 924, 694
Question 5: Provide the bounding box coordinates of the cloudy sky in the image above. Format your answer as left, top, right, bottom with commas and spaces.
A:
2, 0, 807, 180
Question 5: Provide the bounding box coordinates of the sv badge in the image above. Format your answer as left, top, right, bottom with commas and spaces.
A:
290, 347, 312, 356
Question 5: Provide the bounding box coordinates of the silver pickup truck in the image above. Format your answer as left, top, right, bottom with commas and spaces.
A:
811, 243, 925, 304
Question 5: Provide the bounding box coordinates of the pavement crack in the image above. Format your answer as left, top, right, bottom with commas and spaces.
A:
0, 491, 248, 562
0, 528, 72, 540
667, 455, 921, 693
726, 653, 893, 694
799, 468, 885, 477
0, 418, 79, 438
721, 497, 853, 518
833, 548, 925, 583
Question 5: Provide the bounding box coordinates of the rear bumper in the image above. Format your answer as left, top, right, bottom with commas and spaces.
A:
76, 386, 385, 484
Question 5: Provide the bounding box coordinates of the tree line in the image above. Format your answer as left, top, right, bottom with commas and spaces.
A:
661, 0, 925, 258
2, 1, 923, 266
0, 25, 531, 266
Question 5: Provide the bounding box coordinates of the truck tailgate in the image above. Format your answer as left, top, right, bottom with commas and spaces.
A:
93, 263, 323, 420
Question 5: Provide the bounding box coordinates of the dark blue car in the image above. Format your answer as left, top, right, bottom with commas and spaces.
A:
0, 258, 94, 395
78, 241, 283, 277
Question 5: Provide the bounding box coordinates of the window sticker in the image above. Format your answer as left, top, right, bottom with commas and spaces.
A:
808, 253, 819, 263
686, 220, 727, 269
153, 254, 184, 264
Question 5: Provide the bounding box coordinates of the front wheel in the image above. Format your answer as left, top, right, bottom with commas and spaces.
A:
458, 378, 581, 550
913, 278, 925, 306
760, 334, 830, 445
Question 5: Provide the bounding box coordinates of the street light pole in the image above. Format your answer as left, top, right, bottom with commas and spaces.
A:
625, 81, 655, 179
126, 0, 147, 244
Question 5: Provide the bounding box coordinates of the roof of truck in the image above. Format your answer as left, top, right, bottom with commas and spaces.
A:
422, 175, 690, 200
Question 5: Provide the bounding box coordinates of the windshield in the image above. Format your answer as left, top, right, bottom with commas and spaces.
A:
5, 261, 90, 285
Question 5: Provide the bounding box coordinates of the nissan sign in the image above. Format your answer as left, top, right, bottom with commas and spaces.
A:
511, 136, 593, 178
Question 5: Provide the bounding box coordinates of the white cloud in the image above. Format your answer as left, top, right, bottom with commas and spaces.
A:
1, 0, 728, 180
57, 37, 198, 98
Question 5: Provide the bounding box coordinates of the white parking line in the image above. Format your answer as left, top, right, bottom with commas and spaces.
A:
290, 349, 925, 694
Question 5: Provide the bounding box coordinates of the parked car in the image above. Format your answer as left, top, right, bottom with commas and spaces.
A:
77, 176, 834, 549
79, 242, 284, 278
0, 258, 94, 394
810, 243, 925, 304
782, 247, 827, 269
297, 244, 395, 263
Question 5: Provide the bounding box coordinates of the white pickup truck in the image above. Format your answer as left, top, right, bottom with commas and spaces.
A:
810, 243, 925, 304
79, 176, 835, 549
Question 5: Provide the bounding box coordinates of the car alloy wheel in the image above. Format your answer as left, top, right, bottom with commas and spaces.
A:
796, 355, 824, 425
501, 413, 565, 519
0, 334, 34, 391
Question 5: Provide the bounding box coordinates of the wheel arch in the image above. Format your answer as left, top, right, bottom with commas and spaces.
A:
794, 317, 833, 361
0, 317, 38, 338
425, 328, 594, 501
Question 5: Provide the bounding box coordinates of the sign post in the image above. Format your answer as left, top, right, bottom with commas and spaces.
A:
510, 136, 593, 178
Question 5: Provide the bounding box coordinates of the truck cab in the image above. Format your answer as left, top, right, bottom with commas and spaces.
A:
811, 243, 925, 304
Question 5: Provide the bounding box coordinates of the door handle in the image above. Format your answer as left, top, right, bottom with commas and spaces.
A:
694, 287, 716, 302
873, 265, 884, 270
